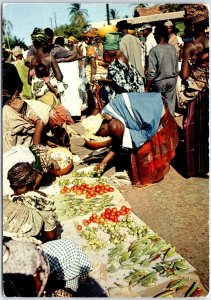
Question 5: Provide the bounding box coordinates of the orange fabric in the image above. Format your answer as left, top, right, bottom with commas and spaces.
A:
86, 44, 104, 61
131, 106, 178, 186
49, 104, 74, 126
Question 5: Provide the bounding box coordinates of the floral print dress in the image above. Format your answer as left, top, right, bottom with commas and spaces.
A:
103, 59, 144, 102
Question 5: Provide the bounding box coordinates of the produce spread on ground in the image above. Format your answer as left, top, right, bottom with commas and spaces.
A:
40, 167, 206, 297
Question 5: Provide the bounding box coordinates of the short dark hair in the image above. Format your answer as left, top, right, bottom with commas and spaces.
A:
55, 36, 64, 46
154, 24, 169, 41
44, 27, 54, 37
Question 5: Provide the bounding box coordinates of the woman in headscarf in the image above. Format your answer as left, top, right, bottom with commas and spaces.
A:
3, 237, 92, 297
89, 92, 178, 187
180, 4, 209, 177
3, 238, 50, 297
3, 162, 57, 241
85, 33, 108, 113
98, 33, 144, 104
2, 95, 74, 153
29, 27, 63, 107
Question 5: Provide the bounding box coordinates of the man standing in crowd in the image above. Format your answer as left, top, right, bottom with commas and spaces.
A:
145, 24, 178, 116
116, 20, 145, 80
139, 23, 157, 74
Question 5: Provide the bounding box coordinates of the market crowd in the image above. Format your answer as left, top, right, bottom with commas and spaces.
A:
2, 4, 209, 297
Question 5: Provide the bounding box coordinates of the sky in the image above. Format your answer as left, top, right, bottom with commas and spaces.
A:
3, 2, 140, 45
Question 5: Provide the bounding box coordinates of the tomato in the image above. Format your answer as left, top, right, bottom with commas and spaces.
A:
109, 215, 115, 222
89, 216, 93, 222
99, 217, 105, 224
105, 213, 110, 219
91, 213, 97, 219
100, 213, 106, 219
75, 190, 83, 196
191, 288, 202, 297
99, 190, 105, 195
98, 182, 104, 187
95, 187, 101, 193
126, 207, 131, 213
76, 225, 82, 231
86, 194, 92, 199
111, 207, 117, 213
115, 211, 121, 217
121, 205, 127, 211
104, 184, 111, 191
84, 221, 89, 226
114, 217, 119, 222
82, 190, 87, 194
121, 210, 127, 215
105, 208, 111, 214
72, 185, 79, 191
108, 187, 114, 192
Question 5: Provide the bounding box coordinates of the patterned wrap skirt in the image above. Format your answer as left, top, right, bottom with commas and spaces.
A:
183, 87, 209, 176
131, 104, 179, 186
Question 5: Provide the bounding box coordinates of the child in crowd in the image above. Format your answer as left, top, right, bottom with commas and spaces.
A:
31, 63, 68, 100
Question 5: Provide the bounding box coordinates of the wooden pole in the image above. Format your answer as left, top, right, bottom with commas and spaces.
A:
106, 4, 110, 25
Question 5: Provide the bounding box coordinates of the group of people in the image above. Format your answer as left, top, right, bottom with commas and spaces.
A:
2, 3, 209, 297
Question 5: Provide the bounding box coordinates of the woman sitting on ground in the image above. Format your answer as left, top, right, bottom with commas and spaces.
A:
3, 96, 74, 153
3, 162, 57, 241
97, 33, 144, 104
84, 92, 178, 187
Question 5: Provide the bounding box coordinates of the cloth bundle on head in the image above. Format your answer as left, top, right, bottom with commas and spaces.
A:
31, 27, 47, 43
164, 20, 173, 27
7, 162, 40, 189
49, 104, 74, 126
12, 46, 22, 57
3, 240, 50, 297
68, 36, 76, 43
184, 4, 209, 24
82, 114, 104, 134
102, 33, 121, 51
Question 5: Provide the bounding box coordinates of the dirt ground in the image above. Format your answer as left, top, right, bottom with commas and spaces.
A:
69, 115, 209, 291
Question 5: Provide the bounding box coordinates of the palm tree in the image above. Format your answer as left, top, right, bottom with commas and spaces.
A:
109, 8, 120, 20
68, 3, 88, 27
2, 18, 13, 49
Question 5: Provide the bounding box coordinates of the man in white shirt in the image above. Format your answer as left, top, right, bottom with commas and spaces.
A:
139, 24, 157, 74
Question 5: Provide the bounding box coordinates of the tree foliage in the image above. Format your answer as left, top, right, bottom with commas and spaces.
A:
159, 4, 186, 13
109, 8, 120, 20
68, 3, 88, 27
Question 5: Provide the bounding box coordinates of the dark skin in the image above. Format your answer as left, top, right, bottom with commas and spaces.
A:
94, 114, 125, 170
29, 42, 63, 85
181, 22, 209, 80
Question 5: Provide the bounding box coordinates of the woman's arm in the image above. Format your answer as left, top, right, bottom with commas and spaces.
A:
181, 43, 192, 80
89, 57, 97, 84
33, 119, 45, 144
94, 149, 116, 171
57, 53, 78, 63
51, 55, 63, 81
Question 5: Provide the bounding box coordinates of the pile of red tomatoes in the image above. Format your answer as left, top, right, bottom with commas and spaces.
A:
77, 205, 131, 230
60, 182, 114, 198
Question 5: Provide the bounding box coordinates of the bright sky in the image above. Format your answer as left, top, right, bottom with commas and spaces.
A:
3, 2, 139, 45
